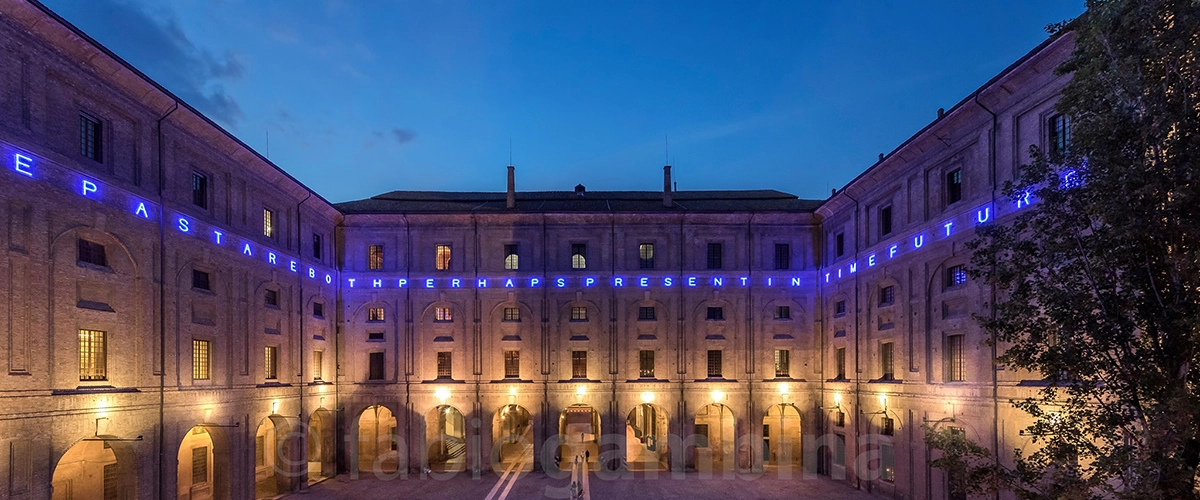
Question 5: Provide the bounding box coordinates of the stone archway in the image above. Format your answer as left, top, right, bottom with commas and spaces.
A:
177, 425, 231, 500
558, 404, 601, 467
492, 404, 533, 473
762, 404, 802, 469
626, 403, 669, 471
356, 405, 399, 474
52, 437, 138, 500
694, 403, 735, 474
307, 409, 335, 484
253, 415, 297, 499
425, 405, 467, 472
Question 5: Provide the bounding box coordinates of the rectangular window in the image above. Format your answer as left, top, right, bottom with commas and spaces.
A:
639, 243, 655, 269
504, 244, 519, 270
79, 329, 107, 381
264, 346, 278, 380
435, 307, 453, 322
695, 424, 710, 448
639, 350, 655, 378
774, 306, 791, 320
638, 306, 656, 321
707, 350, 722, 378
103, 463, 118, 500
835, 232, 845, 257
192, 339, 210, 380
879, 285, 895, 306
571, 243, 587, 269
436, 352, 452, 379
774, 349, 790, 378
1049, 114, 1071, 157
946, 169, 963, 205
77, 238, 108, 267
313, 302, 324, 318
835, 300, 846, 316
880, 205, 893, 236
706, 242, 723, 270
368, 332, 384, 342
946, 334, 966, 382
369, 352, 385, 380
80, 113, 102, 162
706, 307, 724, 321
435, 244, 451, 270
774, 243, 790, 270
834, 434, 846, 466
881, 342, 895, 380
881, 443, 895, 482
571, 351, 588, 379
192, 172, 208, 209
835, 347, 846, 379
368, 245, 384, 270
312, 233, 322, 260
504, 351, 520, 378
312, 351, 323, 381
503, 307, 521, 322
255, 436, 265, 466
946, 265, 968, 288
263, 208, 275, 238
571, 306, 588, 321
191, 446, 208, 484
881, 416, 895, 436
368, 307, 384, 322
192, 269, 211, 291
835, 410, 846, 427
264, 289, 278, 307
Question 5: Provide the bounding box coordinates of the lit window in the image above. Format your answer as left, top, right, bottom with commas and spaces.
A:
571, 243, 587, 269
946, 265, 968, 288
879, 285, 895, 306
774, 243, 790, 270
639, 350, 655, 378
946, 169, 963, 205
264, 289, 278, 307
368, 307, 384, 322
639, 243, 655, 269
881, 443, 895, 482
369, 352, 385, 380
774, 306, 791, 320
264, 346, 278, 380
881, 342, 894, 380
191, 446, 208, 484
312, 351, 323, 381
706, 242, 723, 269
706, 307, 724, 321
835, 300, 846, 316
707, 350, 722, 378
436, 352, 452, 379
880, 205, 893, 236
435, 307, 453, 322
263, 208, 275, 238
571, 351, 588, 379
835, 347, 846, 379
192, 339, 210, 380
504, 351, 520, 379
571, 306, 588, 321
80, 113, 103, 162
1049, 114, 1071, 157
435, 244, 451, 270
503, 307, 520, 322
638, 306, 656, 321
192, 171, 208, 209
368, 245, 384, 270
77, 238, 108, 267
504, 244, 519, 270
79, 329, 107, 381
946, 334, 966, 382
774, 349, 790, 378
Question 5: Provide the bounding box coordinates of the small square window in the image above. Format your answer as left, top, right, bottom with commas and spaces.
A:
706, 350, 722, 378
879, 285, 895, 306
774, 243, 790, 270
504, 244, 519, 270
313, 302, 324, 318
637, 306, 656, 321
946, 265, 968, 288
435, 307, 453, 322
368, 307, 385, 322
192, 270, 211, 291
571, 243, 587, 269
435, 244, 451, 271
706, 307, 724, 321
77, 238, 108, 267
503, 307, 521, 322
946, 169, 963, 205
80, 114, 103, 162
774, 306, 791, 320
706, 242, 723, 270
368, 245, 384, 270
835, 300, 846, 316
436, 352, 452, 379
571, 306, 588, 321
264, 289, 279, 307
639, 243, 655, 269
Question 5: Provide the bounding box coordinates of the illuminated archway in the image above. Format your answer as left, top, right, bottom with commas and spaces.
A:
425, 405, 467, 472
492, 404, 533, 473
177, 425, 231, 500
307, 409, 335, 484
253, 415, 296, 499
558, 404, 601, 467
52, 438, 138, 500
625, 403, 669, 471
694, 404, 735, 474
356, 405, 398, 474
762, 404, 802, 469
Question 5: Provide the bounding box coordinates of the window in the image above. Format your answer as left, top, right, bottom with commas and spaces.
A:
571, 306, 588, 321
77, 238, 108, 267
638, 306, 656, 321
312, 351, 323, 381
369, 352, 385, 380
881, 416, 895, 436
192, 269, 211, 291
881, 342, 894, 380
881, 443, 895, 482
571, 351, 588, 379
946, 334, 966, 382
368, 332, 384, 341
435, 307, 453, 322
946, 169, 963, 205
774, 306, 791, 320
264, 289, 278, 307
368, 307, 385, 322
571, 243, 587, 269
1049, 114, 1071, 157
695, 424, 710, 448
263, 208, 275, 238
835, 347, 846, 379
706, 242, 723, 269
774, 349, 790, 378
835, 300, 846, 316
79, 329, 107, 381
80, 113, 102, 162
313, 302, 324, 318
879, 285, 895, 306
264, 346, 278, 380
504, 351, 520, 378
192, 171, 208, 209
706, 307, 724, 321
946, 265, 968, 288
707, 350, 722, 378
835, 232, 845, 257
435, 244, 451, 270
192, 339, 210, 380
368, 245, 384, 270
504, 244, 519, 270
880, 205, 893, 236
835, 410, 846, 427
312, 233, 322, 260
774, 243, 790, 270
834, 434, 846, 467
639, 350, 655, 378
639, 243, 655, 269
436, 352, 452, 379
191, 446, 208, 484
503, 307, 521, 322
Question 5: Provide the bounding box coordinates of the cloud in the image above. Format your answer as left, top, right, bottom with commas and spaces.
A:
391, 128, 416, 145
362, 128, 416, 149
63, 0, 246, 127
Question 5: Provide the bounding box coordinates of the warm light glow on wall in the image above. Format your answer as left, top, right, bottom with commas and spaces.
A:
878, 393, 888, 411
96, 397, 108, 419
203, 407, 213, 423
833, 393, 843, 407
711, 390, 725, 404
271, 400, 280, 415
778, 383, 789, 395
508, 386, 517, 404
640, 392, 654, 403
435, 386, 451, 404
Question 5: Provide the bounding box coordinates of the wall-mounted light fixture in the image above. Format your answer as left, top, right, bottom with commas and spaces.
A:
508, 386, 517, 404
575, 385, 586, 402
711, 390, 725, 405
778, 383, 790, 403
435, 386, 451, 404
820, 392, 843, 410
641, 392, 654, 404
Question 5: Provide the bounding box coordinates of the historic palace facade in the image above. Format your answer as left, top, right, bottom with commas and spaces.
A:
0, 1, 1076, 499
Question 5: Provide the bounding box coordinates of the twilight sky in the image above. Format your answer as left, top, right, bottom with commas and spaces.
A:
42, 0, 1083, 203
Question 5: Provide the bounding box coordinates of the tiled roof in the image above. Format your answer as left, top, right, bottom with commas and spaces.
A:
336, 189, 822, 214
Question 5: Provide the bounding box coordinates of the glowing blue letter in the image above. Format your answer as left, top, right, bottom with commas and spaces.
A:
740, 277, 748, 286
976, 207, 991, 224
849, 263, 857, 274
889, 245, 898, 259
503, 279, 513, 288
913, 234, 924, 248
454, 279, 464, 288
398, 279, 408, 288
639, 277, 649, 287
13, 154, 33, 176
663, 277, 673, 287
713, 277, 723, 287
212, 230, 222, 244
309, 268, 316, 279
1016, 190, 1031, 209
477, 279, 487, 288
81, 180, 97, 196
586, 277, 596, 287
868, 254, 876, 267
530, 278, 540, 287
348, 278, 356, 288
242, 244, 252, 256
687, 277, 697, 287
135, 203, 150, 219
791, 277, 802, 287
289, 261, 297, 272
767, 277, 774, 286
425, 279, 435, 288
372, 279, 382, 288
268, 252, 277, 265
325, 274, 332, 284
177, 218, 190, 233
556, 278, 566, 288
944, 221, 953, 236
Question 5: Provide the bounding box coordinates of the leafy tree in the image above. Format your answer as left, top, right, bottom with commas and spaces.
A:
929, 0, 1200, 498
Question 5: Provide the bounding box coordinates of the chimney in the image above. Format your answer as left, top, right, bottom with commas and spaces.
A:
506, 165, 515, 209
574, 184, 586, 197
663, 165, 672, 207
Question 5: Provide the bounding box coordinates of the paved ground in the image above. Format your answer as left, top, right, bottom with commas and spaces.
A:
288, 470, 877, 499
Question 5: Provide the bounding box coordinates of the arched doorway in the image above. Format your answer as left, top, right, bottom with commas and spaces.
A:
307, 409, 335, 484
425, 405, 467, 472
492, 404, 533, 473
254, 415, 295, 499
558, 404, 601, 467
357, 405, 398, 474
626, 403, 669, 471
762, 404, 802, 469
694, 404, 735, 473
52, 438, 138, 500
177, 425, 230, 500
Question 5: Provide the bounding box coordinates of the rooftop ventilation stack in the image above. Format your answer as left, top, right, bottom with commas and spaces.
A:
663, 165, 672, 207
506, 165, 515, 209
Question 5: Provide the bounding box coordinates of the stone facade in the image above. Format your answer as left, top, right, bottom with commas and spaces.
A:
0, 1, 1076, 499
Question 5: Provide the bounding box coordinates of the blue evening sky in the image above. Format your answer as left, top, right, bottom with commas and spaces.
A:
42, 0, 1083, 203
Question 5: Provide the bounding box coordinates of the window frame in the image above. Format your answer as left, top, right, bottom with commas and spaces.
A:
637, 306, 656, 321
312, 233, 323, 260
434, 306, 453, 322
504, 350, 520, 379
638, 243, 655, 269
571, 243, 587, 269
946, 168, 963, 205
570, 306, 588, 322
192, 339, 211, 380
264, 289, 279, 308
435, 244, 452, 271
436, 351, 452, 379
946, 264, 968, 289
774, 305, 791, 320
571, 350, 588, 379
502, 307, 521, 322
264, 346, 278, 380
639, 350, 655, 378
77, 238, 108, 268
946, 334, 966, 382
369, 351, 386, 380
835, 347, 847, 379
79, 113, 103, 162
192, 171, 208, 209
880, 204, 893, 236
774, 349, 790, 378
707, 350, 723, 378
79, 329, 108, 382
706, 242, 723, 270
367, 307, 385, 322
879, 285, 895, 306
312, 350, 324, 381
706, 306, 724, 321
880, 342, 895, 380
504, 243, 519, 270
368, 244, 384, 270
773, 243, 790, 270
263, 207, 276, 239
